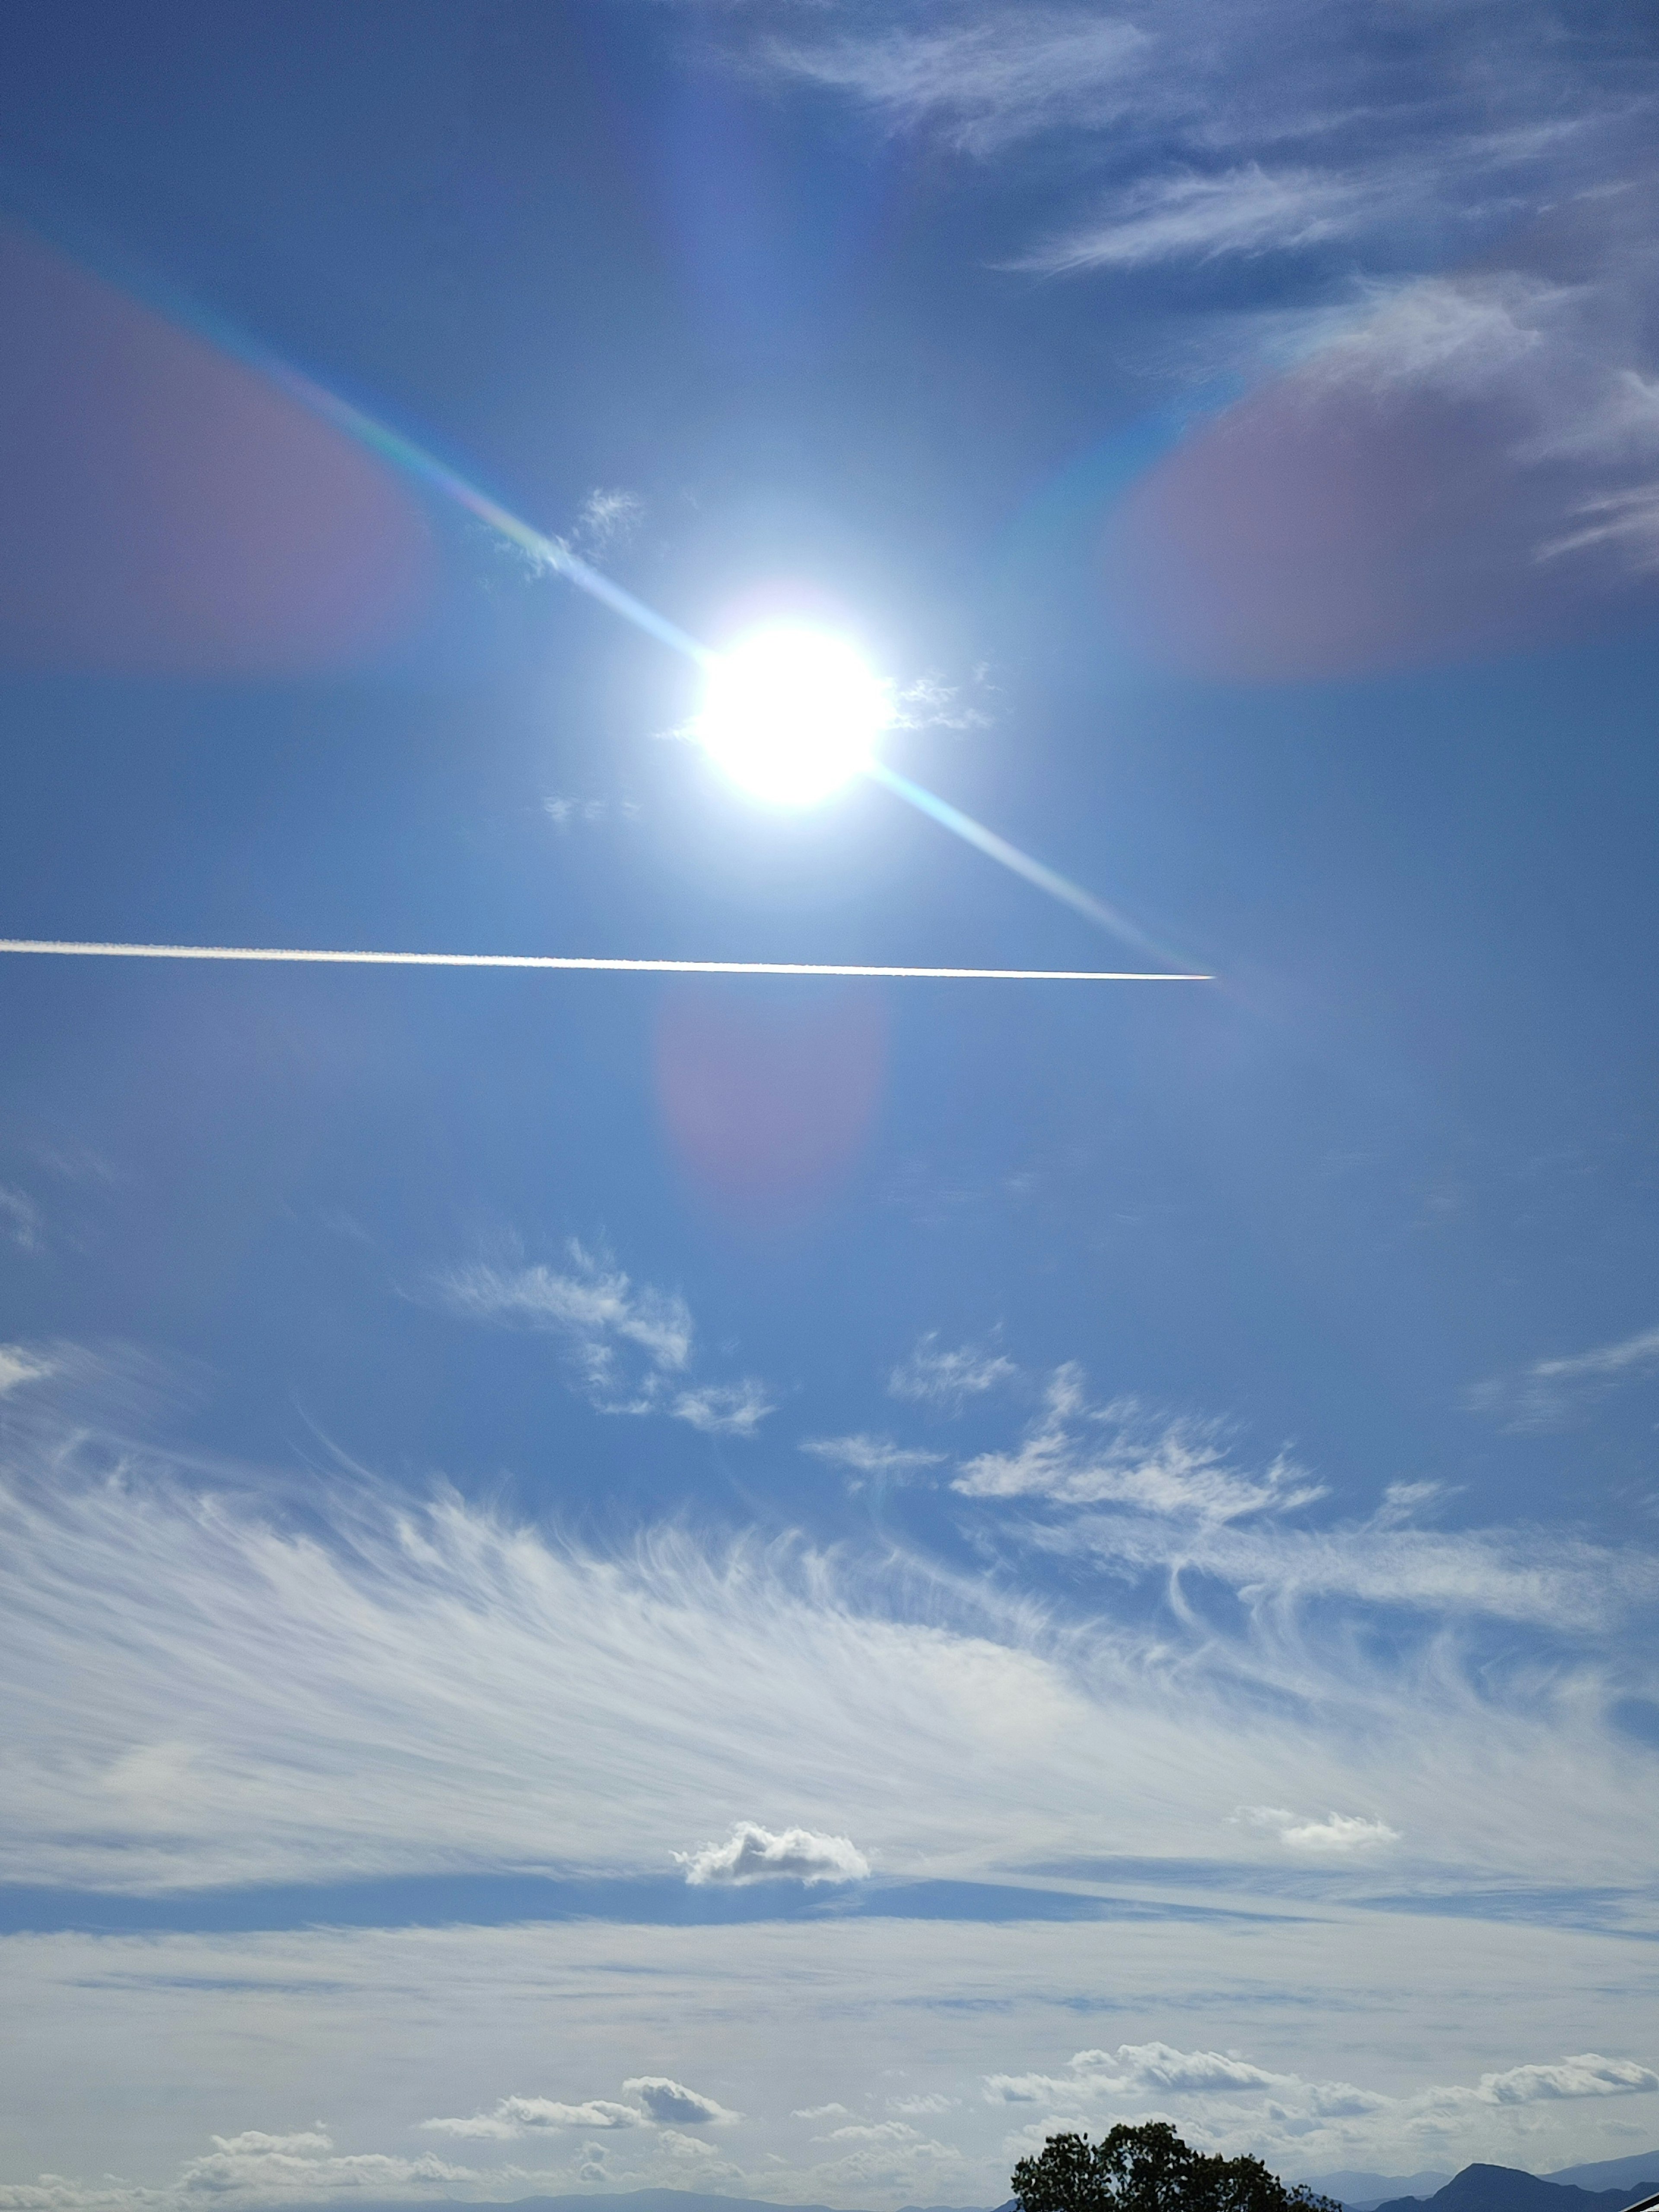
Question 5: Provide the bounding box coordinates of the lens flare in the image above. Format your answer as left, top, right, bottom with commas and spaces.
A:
699, 629, 891, 805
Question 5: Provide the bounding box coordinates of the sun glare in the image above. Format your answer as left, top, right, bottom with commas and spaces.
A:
699, 627, 891, 805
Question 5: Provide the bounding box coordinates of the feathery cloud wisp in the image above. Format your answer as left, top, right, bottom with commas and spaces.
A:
1468, 1321, 1659, 1430
889, 1333, 1017, 1411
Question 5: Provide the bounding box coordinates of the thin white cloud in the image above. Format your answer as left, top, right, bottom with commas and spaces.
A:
432, 1239, 772, 1435
435, 1239, 693, 1393
1468, 1321, 1659, 1431
623, 2076, 740, 2126
671, 1380, 775, 1437
800, 1433, 946, 1478
0, 1344, 52, 1396
1020, 164, 1366, 273
0, 1183, 43, 1252
1232, 1805, 1401, 1855
889, 1333, 1017, 1411
760, 9, 1148, 157
955, 1367, 1324, 1522
676, 1821, 871, 1887
572, 485, 645, 555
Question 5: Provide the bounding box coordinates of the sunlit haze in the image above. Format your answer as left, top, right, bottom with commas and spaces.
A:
699, 627, 891, 804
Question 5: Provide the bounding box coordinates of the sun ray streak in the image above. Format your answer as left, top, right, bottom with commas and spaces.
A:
866, 762, 1185, 965
0, 940, 1211, 982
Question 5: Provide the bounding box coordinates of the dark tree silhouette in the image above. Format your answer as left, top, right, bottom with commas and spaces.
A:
1013, 2123, 1342, 2212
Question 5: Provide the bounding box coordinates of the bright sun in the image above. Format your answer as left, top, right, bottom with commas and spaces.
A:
699, 627, 891, 805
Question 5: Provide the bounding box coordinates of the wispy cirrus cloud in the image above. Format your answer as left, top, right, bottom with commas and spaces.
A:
1468, 1320, 1659, 1431
6, 1342, 1659, 1907
758, 8, 1148, 157
431, 1239, 772, 1435
1017, 163, 1368, 273
888, 1332, 1017, 1411
954, 1366, 1325, 1522
800, 1433, 946, 1478
0, 1182, 43, 1252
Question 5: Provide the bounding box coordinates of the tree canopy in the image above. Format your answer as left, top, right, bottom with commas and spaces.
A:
1012, 2123, 1342, 2212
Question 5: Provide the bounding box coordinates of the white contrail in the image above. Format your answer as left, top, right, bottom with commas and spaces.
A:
0, 939, 1211, 982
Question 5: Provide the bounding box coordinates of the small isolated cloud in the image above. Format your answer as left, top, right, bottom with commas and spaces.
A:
889, 1332, 1017, 1411
676, 1819, 871, 1888
815, 2119, 929, 2145
0, 1343, 52, 1396
955, 1368, 1324, 1522
544, 794, 642, 830
889, 2093, 956, 2116
1232, 1805, 1402, 1855
800, 1433, 946, 1480
892, 673, 992, 731
422, 2094, 642, 2138
671, 1379, 775, 1437
622, 2076, 739, 2127
572, 485, 645, 554
1468, 1322, 1659, 1431
793, 2102, 852, 2120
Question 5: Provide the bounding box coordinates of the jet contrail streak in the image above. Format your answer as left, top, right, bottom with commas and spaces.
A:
0, 940, 1211, 982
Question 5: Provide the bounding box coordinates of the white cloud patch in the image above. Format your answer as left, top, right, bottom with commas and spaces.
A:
982, 2041, 1656, 2131
178, 2125, 474, 2201
0, 1344, 53, 1396
1020, 164, 1367, 273
760, 9, 1148, 157
889, 1333, 1017, 1411
423, 2094, 643, 2138
800, 1433, 946, 1479
572, 485, 645, 555
1468, 1321, 1659, 1431
623, 2076, 739, 2127
1475, 2055, 1659, 2104
432, 1239, 771, 1436
0, 1183, 43, 1252
955, 1367, 1324, 1522
1232, 1805, 1401, 1855
676, 1820, 871, 1887
670, 1379, 775, 1437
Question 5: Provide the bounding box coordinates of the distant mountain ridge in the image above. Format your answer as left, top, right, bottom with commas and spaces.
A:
255, 2168, 1659, 2212
1369, 2164, 1659, 2212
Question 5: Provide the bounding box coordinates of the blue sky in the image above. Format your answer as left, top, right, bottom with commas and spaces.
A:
3, 3, 1659, 2207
